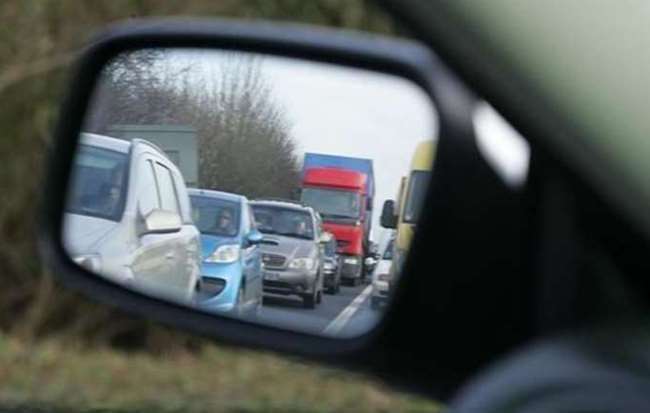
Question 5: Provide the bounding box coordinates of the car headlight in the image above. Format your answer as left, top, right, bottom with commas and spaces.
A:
323, 262, 335, 271
344, 257, 359, 265
73, 254, 102, 273
289, 257, 316, 270
205, 244, 240, 263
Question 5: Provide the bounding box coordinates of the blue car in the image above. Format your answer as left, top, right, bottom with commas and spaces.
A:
188, 189, 264, 318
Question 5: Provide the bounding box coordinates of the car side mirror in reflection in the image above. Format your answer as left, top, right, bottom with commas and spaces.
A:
141, 209, 182, 235
381, 200, 397, 229
246, 230, 264, 245
364, 257, 377, 267
319, 232, 333, 244
259, 237, 279, 246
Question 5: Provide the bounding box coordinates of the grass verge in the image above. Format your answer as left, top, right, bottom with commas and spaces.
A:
0, 334, 441, 413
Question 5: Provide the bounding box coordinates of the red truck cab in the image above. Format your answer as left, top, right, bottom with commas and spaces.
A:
301, 167, 368, 285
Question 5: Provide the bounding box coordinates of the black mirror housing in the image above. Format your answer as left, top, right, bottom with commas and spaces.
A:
381, 199, 397, 229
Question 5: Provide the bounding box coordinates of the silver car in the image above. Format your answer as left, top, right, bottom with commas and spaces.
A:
63, 133, 201, 304
371, 234, 395, 310
250, 200, 327, 309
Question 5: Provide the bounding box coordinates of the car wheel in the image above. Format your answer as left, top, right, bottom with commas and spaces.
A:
235, 286, 245, 317
191, 280, 202, 306
302, 292, 316, 309
249, 295, 262, 320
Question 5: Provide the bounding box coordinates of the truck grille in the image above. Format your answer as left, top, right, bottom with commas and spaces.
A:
262, 253, 286, 268
340, 261, 361, 278
336, 240, 350, 251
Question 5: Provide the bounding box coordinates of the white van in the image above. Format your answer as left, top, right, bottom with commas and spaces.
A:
63, 133, 201, 304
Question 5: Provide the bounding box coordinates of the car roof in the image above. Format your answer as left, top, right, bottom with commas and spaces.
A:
187, 188, 246, 203
250, 199, 313, 213
80, 133, 169, 160
80, 132, 131, 153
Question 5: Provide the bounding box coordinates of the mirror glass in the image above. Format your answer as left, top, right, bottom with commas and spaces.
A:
62, 48, 437, 338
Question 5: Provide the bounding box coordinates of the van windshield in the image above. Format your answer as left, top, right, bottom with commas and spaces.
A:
301, 188, 361, 220
66, 145, 128, 222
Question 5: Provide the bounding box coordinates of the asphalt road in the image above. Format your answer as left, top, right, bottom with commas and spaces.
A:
257, 281, 383, 338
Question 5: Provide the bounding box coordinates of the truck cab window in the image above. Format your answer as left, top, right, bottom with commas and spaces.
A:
301, 188, 361, 220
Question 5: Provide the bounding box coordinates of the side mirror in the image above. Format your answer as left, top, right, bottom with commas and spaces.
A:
259, 237, 280, 246
246, 229, 264, 245
45, 19, 444, 391
380, 200, 397, 229
319, 232, 333, 244
141, 209, 182, 235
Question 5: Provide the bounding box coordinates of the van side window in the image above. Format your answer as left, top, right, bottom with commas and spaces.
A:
137, 159, 160, 216
171, 170, 193, 224
153, 163, 180, 214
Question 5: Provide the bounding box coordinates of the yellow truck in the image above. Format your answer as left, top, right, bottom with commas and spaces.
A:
380, 140, 435, 277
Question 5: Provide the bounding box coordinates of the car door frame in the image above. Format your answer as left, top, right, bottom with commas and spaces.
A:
237, 200, 255, 309
244, 203, 263, 308
128, 151, 174, 295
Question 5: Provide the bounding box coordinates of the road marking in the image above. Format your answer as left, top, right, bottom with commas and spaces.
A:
322, 285, 372, 337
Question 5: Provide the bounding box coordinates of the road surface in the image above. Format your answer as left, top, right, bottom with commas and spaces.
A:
257, 281, 383, 338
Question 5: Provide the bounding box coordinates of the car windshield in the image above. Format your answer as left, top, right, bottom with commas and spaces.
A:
65, 144, 128, 222
251, 205, 314, 240
301, 187, 361, 220
403, 170, 430, 224
383, 239, 394, 260
190, 196, 241, 237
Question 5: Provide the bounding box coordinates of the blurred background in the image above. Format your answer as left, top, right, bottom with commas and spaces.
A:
0, 1, 440, 412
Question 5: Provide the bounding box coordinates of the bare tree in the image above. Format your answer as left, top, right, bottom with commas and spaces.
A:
84, 50, 300, 199
188, 53, 301, 198
84, 49, 186, 132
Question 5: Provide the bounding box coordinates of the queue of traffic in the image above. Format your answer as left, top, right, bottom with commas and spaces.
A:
63, 132, 390, 319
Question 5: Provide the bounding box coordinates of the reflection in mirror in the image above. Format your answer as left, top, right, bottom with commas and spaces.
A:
63, 48, 437, 338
